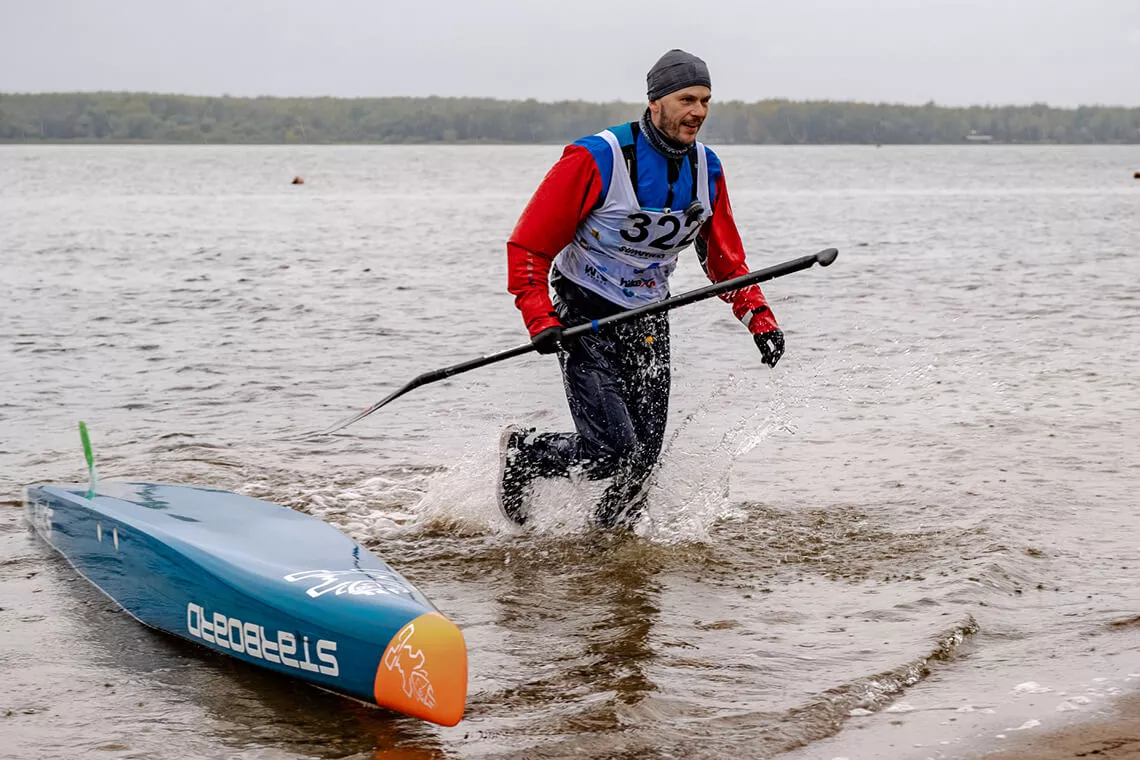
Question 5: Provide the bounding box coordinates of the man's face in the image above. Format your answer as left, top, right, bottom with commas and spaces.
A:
648, 85, 711, 145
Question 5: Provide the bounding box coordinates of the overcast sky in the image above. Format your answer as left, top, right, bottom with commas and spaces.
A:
2, 0, 1138, 107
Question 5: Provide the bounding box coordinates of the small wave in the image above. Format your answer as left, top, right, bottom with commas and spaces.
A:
767, 616, 979, 751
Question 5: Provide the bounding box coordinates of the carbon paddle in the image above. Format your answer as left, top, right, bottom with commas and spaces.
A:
321, 247, 838, 435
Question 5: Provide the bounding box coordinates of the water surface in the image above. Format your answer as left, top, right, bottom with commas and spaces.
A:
1, 144, 1139, 759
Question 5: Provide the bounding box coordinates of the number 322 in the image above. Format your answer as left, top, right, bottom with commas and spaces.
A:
620, 212, 701, 250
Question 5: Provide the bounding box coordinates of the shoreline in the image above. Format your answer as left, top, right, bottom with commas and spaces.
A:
979, 692, 1140, 759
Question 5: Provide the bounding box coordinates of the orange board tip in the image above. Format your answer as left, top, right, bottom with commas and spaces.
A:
374, 612, 467, 726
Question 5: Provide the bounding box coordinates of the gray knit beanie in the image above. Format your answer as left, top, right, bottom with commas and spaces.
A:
646, 49, 712, 101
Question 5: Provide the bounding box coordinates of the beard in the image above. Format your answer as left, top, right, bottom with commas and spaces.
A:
654, 103, 703, 145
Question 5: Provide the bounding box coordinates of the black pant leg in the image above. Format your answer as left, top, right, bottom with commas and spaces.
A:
521, 273, 640, 481
518, 326, 641, 480
593, 312, 671, 528
623, 312, 671, 472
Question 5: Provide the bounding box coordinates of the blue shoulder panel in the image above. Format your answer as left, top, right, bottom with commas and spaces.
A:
704, 145, 724, 207
572, 133, 615, 204
634, 134, 669, 210
609, 122, 635, 147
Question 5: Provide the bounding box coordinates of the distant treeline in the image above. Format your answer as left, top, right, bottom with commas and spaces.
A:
2, 92, 1139, 144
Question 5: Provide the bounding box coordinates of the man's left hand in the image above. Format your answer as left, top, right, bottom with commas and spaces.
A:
531, 325, 564, 355
754, 329, 785, 368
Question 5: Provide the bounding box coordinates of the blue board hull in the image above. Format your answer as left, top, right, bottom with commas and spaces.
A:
23, 482, 467, 726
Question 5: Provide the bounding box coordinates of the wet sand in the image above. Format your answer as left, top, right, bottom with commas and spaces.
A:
982, 694, 1140, 759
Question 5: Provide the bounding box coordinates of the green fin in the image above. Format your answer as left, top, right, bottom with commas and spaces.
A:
79, 421, 97, 498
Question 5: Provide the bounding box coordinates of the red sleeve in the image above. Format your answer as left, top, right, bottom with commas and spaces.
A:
700, 172, 779, 334
507, 144, 604, 337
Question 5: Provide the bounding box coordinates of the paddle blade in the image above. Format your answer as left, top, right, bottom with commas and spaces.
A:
78, 421, 98, 498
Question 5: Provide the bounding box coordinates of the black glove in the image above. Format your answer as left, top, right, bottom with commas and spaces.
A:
531, 325, 564, 355
753, 329, 785, 368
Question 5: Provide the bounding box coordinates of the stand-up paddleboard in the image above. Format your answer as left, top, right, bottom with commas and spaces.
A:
22, 481, 467, 726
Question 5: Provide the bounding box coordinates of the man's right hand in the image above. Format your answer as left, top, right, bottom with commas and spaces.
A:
531, 326, 564, 354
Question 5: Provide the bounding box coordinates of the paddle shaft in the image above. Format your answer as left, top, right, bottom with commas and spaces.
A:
322, 247, 838, 434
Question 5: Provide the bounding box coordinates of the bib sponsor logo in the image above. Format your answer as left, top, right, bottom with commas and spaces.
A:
617, 244, 670, 259
186, 602, 339, 677
283, 569, 414, 599
382, 621, 436, 709
583, 262, 608, 283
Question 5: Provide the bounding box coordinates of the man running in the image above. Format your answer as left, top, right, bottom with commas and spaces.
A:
501, 49, 784, 529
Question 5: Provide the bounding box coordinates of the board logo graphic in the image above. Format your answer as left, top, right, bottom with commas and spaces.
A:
283, 569, 414, 598
383, 622, 436, 708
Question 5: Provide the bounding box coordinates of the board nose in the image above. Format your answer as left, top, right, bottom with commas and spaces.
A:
374, 612, 467, 726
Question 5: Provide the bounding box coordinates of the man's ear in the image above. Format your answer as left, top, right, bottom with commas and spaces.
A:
647, 100, 660, 118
